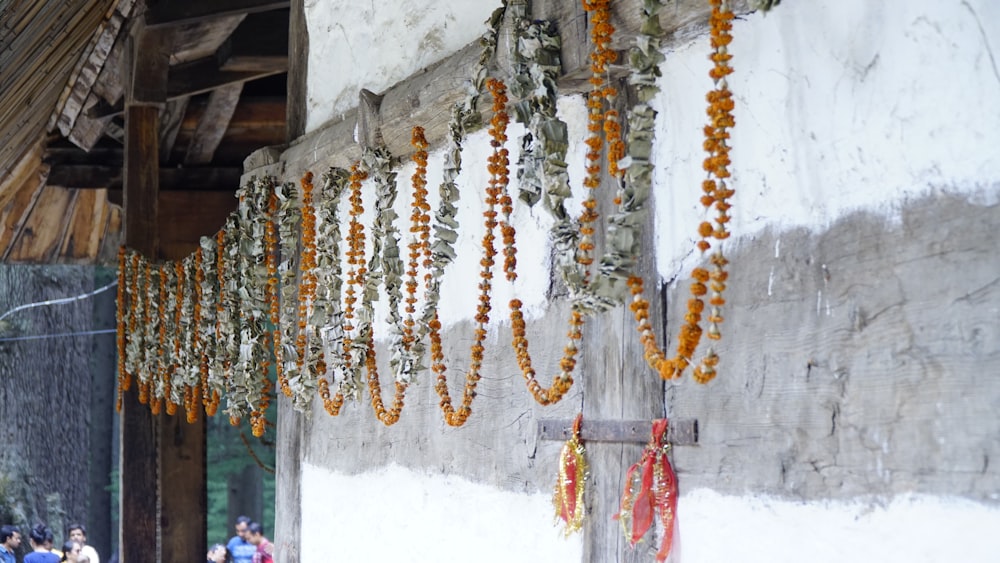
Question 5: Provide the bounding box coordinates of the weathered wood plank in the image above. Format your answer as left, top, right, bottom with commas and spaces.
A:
286, 0, 307, 140
145, 0, 289, 28
537, 418, 697, 445
184, 84, 244, 165
52, 0, 135, 137
96, 204, 123, 265
58, 187, 109, 261
0, 142, 45, 211
5, 186, 77, 263
160, 97, 192, 161
0, 166, 47, 262
129, 24, 172, 105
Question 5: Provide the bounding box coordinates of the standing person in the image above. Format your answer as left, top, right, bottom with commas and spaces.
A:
245, 522, 272, 563
226, 516, 255, 563
66, 524, 98, 563
0, 525, 20, 563
24, 524, 59, 563
59, 541, 81, 562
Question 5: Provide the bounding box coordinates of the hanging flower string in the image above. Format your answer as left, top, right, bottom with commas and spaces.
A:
431, 78, 508, 427
553, 413, 588, 536
115, 246, 128, 412
658, 0, 736, 383
613, 419, 679, 562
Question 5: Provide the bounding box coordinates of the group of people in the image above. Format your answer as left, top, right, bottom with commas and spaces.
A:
206, 516, 273, 563
0, 523, 99, 563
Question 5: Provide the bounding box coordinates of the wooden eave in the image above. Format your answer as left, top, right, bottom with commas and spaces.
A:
0, 0, 290, 265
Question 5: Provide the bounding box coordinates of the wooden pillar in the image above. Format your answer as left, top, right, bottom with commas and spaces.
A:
120, 102, 161, 563
580, 78, 665, 561
286, 0, 308, 140
120, 21, 206, 563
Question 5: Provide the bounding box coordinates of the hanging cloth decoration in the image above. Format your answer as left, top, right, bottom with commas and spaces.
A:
553, 413, 588, 536
613, 418, 679, 561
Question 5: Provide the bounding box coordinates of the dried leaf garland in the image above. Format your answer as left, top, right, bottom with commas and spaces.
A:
314, 168, 351, 414
613, 419, 679, 562
553, 414, 588, 536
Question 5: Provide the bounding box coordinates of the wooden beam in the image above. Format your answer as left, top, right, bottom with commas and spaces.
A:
146, 0, 289, 28
217, 9, 289, 73
47, 165, 121, 188
286, 0, 307, 140
184, 84, 244, 165
167, 57, 286, 100
121, 102, 160, 563
129, 25, 172, 105
50, 165, 243, 193
160, 97, 191, 162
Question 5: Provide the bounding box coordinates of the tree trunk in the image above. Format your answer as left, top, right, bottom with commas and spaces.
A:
0, 266, 95, 545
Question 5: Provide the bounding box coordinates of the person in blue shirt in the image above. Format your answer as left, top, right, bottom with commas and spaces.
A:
23, 524, 59, 563
226, 516, 256, 563
0, 525, 21, 563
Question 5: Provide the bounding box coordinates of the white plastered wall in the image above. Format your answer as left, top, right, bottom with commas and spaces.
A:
299, 0, 1000, 561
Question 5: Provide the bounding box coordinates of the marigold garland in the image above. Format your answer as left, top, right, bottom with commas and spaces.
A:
659, 0, 736, 383
265, 188, 288, 399
431, 78, 508, 427
115, 246, 127, 412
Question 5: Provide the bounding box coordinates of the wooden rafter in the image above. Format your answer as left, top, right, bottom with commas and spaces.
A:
184, 84, 244, 165
145, 0, 289, 28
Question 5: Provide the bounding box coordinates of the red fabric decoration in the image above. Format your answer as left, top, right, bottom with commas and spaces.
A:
613, 418, 679, 561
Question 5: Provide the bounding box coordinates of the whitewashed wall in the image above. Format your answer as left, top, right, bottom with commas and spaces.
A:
292, 0, 1000, 561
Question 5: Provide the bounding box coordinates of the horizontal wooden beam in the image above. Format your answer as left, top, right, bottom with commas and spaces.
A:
279, 0, 751, 180
47, 164, 120, 188
50, 164, 242, 193
167, 57, 286, 100
217, 8, 289, 73
537, 418, 698, 446
146, 0, 289, 28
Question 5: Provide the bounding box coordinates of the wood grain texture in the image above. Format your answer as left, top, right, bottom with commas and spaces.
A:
184, 84, 244, 165
5, 186, 76, 263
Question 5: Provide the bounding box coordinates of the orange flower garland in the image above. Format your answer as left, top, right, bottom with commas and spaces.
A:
366, 128, 432, 425
431, 78, 508, 427
205, 229, 226, 417
319, 166, 368, 417
185, 249, 204, 423
138, 260, 152, 405
578, 0, 616, 274
264, 188, 289, 398
658, 0, 737, 383
152, 264, 168, 415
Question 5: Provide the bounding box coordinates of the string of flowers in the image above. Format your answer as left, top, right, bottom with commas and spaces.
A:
313, 169, 350, 415
264, 186, 285, 401
217, 215, 242, 425
176, 254, 199, 421
360, 144, 409, 425
196, 237, 219, 418
577, 0, 615, 282
231, 178, 274, 435
138, 259, 155, 405
660, 0, 735, 383
431, 78, 508, 427
124, 250, 142, 393
291, 172, 323, 412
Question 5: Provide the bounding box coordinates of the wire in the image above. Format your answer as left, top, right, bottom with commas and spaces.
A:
0, 328, 116, 343
0, 279, 118, 323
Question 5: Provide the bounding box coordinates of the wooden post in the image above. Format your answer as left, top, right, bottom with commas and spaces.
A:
120, 102, 161, 563
580, 77, 665, 562
120, 21, 207, 563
